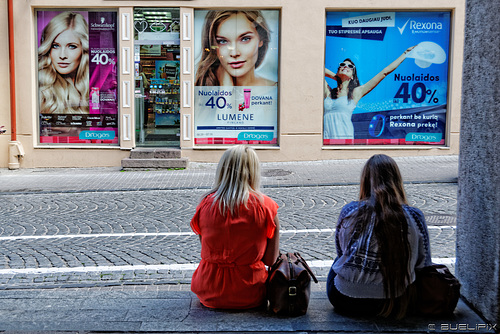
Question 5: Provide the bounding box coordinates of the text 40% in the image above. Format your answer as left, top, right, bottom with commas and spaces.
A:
394, 82, 439, 104
205, 96, 233, 110
91, 53, 116, 66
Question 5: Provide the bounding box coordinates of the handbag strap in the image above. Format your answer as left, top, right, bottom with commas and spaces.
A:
269, 253, 284, 272
267, 252, 318, 284
286, 253, 295, 279
266, 253, 285, 285
294, 252, 318, 283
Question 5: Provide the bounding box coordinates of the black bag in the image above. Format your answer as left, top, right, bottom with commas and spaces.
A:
266, 252, 318, 316
415, 264, 461, 316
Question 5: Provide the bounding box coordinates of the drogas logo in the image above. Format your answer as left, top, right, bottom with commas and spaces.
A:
79, 131, 115, 140
237, 132, 273, 141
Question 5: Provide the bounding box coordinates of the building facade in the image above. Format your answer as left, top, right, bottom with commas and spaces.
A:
0, 0, 465, 168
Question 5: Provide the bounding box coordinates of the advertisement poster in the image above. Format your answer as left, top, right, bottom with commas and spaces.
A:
37, 10, 118, 145
324, 12, 450, 145
194, 10, 279, 145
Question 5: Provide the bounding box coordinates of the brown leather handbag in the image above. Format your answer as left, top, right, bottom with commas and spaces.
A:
415, 264, 461, 316
266, 252, 318, 316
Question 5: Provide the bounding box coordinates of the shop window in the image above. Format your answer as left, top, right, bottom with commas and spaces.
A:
37, 10, 119, 145
134, 8, 181, 147
193, 9, 280, 145
323, 11, 450, 146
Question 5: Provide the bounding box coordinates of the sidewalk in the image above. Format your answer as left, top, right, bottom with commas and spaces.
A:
1, 155, 495, 333
0, 155, 459, 193
1, 283, 495, 333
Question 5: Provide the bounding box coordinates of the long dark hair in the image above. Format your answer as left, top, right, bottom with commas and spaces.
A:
330, 58, 360, 102
353, 154, 411, 318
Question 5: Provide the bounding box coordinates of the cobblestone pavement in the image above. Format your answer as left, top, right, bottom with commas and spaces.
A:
0, 156, 493, 334
0, 181, 457, 289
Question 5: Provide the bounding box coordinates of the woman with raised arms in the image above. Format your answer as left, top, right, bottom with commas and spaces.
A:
324, 46, 415, 139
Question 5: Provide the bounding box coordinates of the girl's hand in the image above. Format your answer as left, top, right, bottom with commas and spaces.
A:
403, 45, 417, 56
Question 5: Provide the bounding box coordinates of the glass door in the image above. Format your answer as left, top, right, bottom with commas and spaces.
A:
134, 8, 180, 147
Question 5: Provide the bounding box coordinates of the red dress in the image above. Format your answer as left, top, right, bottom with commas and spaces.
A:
190, 193, 278, 309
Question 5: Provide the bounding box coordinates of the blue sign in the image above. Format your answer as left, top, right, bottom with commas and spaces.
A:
324, 11, 450, 145
79, 131, 115, 140
237, 132, 274, 141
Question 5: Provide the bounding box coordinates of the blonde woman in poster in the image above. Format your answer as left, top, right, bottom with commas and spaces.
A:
38, 11, 89, 115
195, 10, 276, 87
324, 46, 415, 140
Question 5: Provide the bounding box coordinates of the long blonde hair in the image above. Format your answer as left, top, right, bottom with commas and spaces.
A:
38, 12, 89, 114
195, 10, 271, 86
206, 145, 262, 215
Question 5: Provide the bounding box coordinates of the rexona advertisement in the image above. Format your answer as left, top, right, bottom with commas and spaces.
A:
194, 10, 279, 145
324, 12, 450, 145
37, 10, 118, 145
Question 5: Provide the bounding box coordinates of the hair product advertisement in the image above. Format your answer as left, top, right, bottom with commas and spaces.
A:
324, 11, 450, 145
193, 10, 279, 145
37, 10, 118, 145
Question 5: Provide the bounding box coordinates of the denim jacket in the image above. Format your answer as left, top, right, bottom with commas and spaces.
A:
332, 201, 432, 299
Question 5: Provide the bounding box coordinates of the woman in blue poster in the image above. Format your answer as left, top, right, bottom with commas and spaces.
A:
324, 46, 414, 140
324, 12, 450, 144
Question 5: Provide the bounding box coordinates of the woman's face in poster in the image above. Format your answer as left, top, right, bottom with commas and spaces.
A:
337, 60, 355, 81
215, 13, 263, 79
50, 29, 83, 76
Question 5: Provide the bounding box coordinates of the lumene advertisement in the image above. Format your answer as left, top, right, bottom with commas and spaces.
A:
37, 10, 118, 145
324, 12, 450, 145
194, 10, 279, 145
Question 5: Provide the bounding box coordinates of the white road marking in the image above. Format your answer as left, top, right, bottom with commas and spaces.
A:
0, 226, 454, 241
0, 264, 199, 275
0, 232, 195, 241
0, 258, 456, 275
0, 226, 456, 275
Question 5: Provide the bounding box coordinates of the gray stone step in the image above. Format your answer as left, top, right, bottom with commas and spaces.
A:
129, 148, 182, 159
121, 157, 189, 169
122, 148, 188, 169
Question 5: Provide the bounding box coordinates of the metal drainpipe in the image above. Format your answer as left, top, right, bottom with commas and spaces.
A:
7, 0, 24, 169
8, 0, 16, 142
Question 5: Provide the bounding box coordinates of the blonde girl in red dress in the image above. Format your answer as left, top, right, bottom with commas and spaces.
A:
190, 145, 280, 309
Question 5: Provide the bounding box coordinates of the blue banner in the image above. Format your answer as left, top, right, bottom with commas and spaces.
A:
326, 26, 387, 41
324, 11, 450, 145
